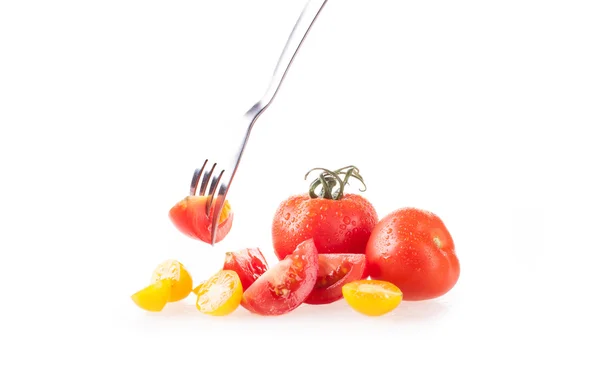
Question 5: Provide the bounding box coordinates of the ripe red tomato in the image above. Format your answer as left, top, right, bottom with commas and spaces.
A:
365, 208, 460, 301
223, 248, 269, 291
304, 253, 366, 305
272, 166, 378, 260
241, 239, 319, 316
169, 196, 233, 244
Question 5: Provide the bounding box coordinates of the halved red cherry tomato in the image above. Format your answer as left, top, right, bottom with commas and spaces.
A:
223, 248, 269, 291
304, 254, 366, 305
169, 195, 233, 244
241, 239, 319, 316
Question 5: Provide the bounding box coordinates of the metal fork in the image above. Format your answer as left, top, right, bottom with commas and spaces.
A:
189, 0, 329, 245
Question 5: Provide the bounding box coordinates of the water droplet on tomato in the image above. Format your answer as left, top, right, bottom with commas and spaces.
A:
339, 224, 346, 230
351, 221, 356, 226
386, 228, 393, 234
284, 213, 291, 220
345, 231, 352, 237
343, 216, 351, 225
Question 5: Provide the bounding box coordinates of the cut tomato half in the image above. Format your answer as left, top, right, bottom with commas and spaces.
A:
241, 239, 318, 316
150, 259, 193, 302
304, 254, 366, 305
195, 270, 243, 316
131, 279, 172, 312
342, 280, 403, 316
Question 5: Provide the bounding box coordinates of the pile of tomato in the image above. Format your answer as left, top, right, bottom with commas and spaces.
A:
131, 166, 460, 317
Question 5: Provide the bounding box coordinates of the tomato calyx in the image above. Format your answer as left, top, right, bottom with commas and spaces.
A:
305, 165, 367, 200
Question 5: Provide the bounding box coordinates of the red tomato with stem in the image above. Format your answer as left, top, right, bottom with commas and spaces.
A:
169, 196, 233, 244
241, 239, 319, 316
365, 208, 460, 301
304, 253, 367, 305
272, 166, 378, 260
223, 248, 269, 291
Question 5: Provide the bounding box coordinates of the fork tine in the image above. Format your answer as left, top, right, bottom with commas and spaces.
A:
208, 184, 227, 245
205, 169, 224, 215
189, 159, 208, 196
199, 162, 216, 196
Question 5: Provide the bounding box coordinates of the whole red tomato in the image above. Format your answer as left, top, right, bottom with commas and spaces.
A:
365, 208, 460, 301
272, 166, 378, 260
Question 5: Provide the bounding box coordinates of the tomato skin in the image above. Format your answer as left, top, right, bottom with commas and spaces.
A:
241, 239, 319, 316
342, 280, 403, 316
365, 208, 460, 301
304, 254, 366, 305
272, 193, 378, 260
169, 196, 233, 244
223, 248, 269, 291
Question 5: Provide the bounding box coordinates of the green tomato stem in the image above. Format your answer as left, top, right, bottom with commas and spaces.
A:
304, 165, 367, 200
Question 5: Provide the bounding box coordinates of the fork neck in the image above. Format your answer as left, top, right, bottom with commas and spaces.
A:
244, 100, 268, 122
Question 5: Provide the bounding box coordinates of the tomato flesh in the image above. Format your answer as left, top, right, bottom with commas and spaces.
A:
195, 270, 243, 316
169, 196, 233, 244
241, 239, 319, 316
342, 280, 402, 316
304, 254, 366, 305
223, 248, 268, 291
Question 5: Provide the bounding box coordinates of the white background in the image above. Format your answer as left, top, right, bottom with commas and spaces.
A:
1, 0, 599, 384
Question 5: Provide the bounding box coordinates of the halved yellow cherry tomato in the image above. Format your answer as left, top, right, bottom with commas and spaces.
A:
342, 280, 403, 316
196, 270, 243, 316
151, 259, 193, 302
131, 279, 172, 312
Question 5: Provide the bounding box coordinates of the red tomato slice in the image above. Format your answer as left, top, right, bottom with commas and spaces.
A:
304, 254, 366, 305
223, 248, 269, 291
241, 239, 319, 316
169, 196, 233, 244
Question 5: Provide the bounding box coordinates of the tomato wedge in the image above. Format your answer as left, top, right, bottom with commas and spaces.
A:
304, 254, 366, 305
241, 239, 319, 316
223, 248, 269, 291
169, 195, 233, 244
342, 280, 403, 316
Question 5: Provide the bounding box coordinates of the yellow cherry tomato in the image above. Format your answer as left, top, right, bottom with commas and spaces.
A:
131, 279, 172, 312
342, 280, 403, 316
196, 270, 243, 316
151, 259, 193, 302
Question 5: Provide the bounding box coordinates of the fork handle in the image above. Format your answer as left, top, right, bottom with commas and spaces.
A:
260, 0, 328, 109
